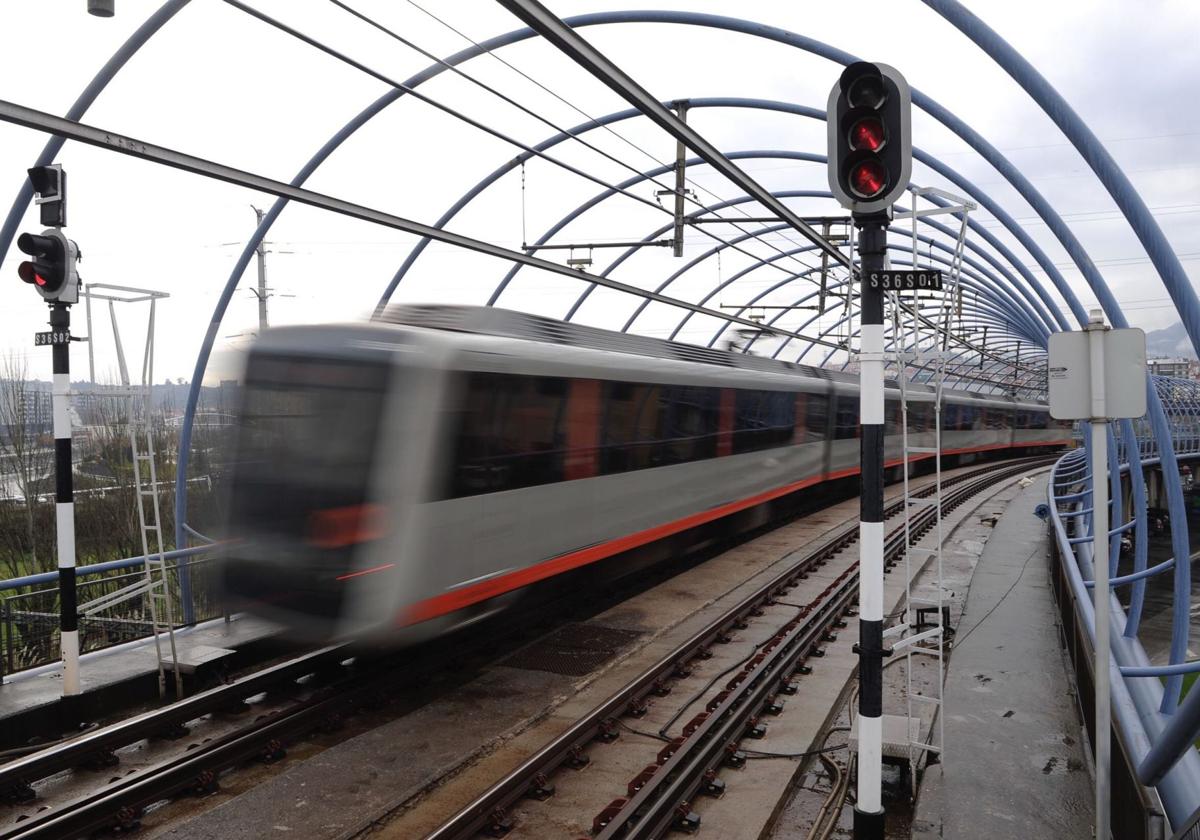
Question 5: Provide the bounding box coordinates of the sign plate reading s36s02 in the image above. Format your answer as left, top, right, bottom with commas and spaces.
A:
865, 270, 943, 291
34, 330, 70, 347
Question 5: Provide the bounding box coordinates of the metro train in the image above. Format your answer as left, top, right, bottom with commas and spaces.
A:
220, 305, 1071, 643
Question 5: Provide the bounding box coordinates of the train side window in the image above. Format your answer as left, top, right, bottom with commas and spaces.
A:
601, 382, 665, 474
733, 389, 795, 454
450, 372, 566, 497
943, 404, 958, 431
834, 394, 858, 440
805, 392, 830, 441
884, 397, 900, 436
661, 385, 719, 463
909, 402, 927, 434
450, 373, 499, 497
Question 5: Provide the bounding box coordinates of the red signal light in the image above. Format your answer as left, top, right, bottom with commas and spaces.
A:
17, 262, 45, 286
849, 117, 886, 152
849, 160, 887, 199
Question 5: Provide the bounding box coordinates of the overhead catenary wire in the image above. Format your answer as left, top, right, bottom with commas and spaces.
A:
399, 0, 834, 274
224, 0, 828, 288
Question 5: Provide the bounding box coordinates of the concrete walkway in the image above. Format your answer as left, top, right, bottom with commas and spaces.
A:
913, 476, 1093, 839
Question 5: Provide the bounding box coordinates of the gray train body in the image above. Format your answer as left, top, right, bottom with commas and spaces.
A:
221, 306, 1070, 644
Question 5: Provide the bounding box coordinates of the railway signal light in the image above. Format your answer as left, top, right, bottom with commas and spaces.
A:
17, 229, 79, 304
827, 62, 912, 216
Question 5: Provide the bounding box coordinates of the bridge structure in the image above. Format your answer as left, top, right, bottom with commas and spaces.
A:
0, 1, 1199, 836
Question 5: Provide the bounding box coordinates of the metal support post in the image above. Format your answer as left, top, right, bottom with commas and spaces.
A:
252, 205, 268, 332
854, 216, 888, 840
1087, 310, 1111, 840
50, 303, 80, 697
671, 101, 687, 257
818, 219, 831, 313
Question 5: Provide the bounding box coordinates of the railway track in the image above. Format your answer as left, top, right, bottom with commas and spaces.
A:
421, 456, 1053, 840
0, 456, 1050, 839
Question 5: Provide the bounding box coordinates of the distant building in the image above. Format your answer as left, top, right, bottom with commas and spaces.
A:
1148, 357, 1198, 379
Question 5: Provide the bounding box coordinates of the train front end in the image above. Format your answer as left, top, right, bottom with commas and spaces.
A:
219, 326, 418, 643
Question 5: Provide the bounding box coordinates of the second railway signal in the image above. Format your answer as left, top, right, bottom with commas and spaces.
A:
17, 164, 83, 702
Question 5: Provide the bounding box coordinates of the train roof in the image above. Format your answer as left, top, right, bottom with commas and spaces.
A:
378, 304, 1038, 407
381, 302, 842, 378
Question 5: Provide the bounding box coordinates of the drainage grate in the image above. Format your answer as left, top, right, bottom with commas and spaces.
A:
501, 623, 644, 676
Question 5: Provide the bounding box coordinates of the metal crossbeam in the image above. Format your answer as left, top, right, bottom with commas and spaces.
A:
0, 98, 845, 351
494, 0, 851, 270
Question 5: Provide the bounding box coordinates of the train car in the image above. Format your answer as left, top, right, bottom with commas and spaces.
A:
220, 305, 1071, 644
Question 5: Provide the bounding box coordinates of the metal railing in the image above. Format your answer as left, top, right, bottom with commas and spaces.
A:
0, 546, 223, 678
1047, 387, 1200, 833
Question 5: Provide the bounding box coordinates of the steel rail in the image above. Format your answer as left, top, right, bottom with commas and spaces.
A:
0, 643, 349, 802
599, 459, 1043, 840
5, 666, 374, 840
602, 563, 858, 840
425, 456, 1052, 839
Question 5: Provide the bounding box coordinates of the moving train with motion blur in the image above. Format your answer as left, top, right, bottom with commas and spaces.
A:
221, 305, 1071, 644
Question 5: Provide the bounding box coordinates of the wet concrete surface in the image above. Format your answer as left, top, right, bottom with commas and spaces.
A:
911, 476, 1092, 839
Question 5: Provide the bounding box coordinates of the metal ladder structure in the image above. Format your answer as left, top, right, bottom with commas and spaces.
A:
77, 283, 181, 699
882, 186, 976, 792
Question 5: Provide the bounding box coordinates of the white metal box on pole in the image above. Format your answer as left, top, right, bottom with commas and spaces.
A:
1048, 311, 1146, 840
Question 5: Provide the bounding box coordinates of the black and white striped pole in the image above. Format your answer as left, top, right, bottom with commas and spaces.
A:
16, 165, 82, 698
50, 303, 80, 697
854, 218, 888, 837
827, 62, 912, 840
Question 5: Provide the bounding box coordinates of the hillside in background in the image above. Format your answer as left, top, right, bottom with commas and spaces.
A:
1145, 322, 1196, 359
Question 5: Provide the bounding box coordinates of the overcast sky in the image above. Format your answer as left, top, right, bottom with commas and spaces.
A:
1, 0, 1197, 384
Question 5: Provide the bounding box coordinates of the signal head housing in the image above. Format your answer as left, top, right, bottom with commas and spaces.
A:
16, 228, 79, 304
827, 62, 912, 216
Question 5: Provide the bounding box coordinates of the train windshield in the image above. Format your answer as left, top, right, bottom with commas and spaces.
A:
224, 352, 391, 624
227, 352, 389, 538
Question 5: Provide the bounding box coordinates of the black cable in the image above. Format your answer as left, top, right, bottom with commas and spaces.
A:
743, 742, 849, 760
617, 719, 672, 743
952, 546, 1039, 649
222, 1, 659, 221
657, 633, 776, 738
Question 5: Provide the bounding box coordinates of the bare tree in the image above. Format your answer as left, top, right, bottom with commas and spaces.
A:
0, 354, 53, 575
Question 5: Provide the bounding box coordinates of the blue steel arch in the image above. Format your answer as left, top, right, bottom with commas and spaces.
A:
926, 0, 1200, 360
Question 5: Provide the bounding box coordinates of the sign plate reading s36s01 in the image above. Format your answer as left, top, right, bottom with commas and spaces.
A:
865, 270, 943, 291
